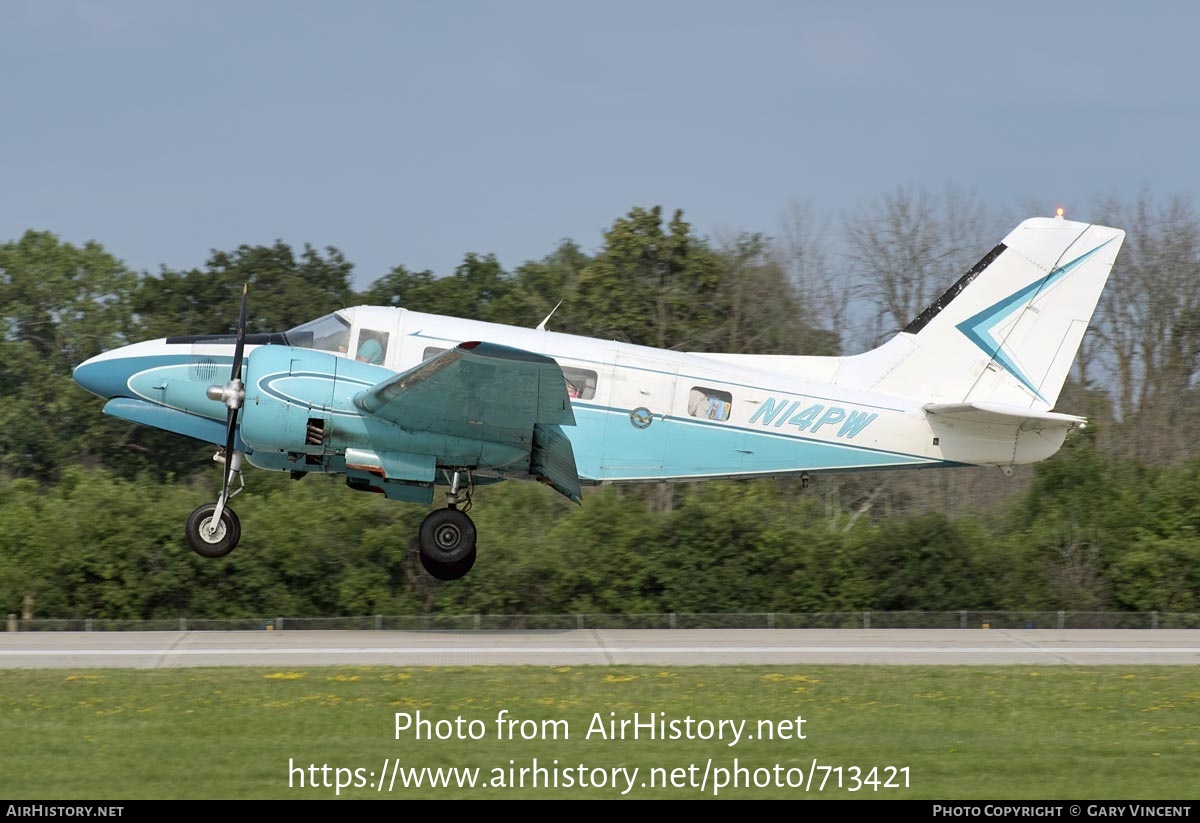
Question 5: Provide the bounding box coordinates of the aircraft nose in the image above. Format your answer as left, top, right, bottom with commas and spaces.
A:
73, 350, 136, 399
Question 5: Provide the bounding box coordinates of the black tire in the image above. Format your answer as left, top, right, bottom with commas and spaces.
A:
418, 508, 477, 566
185, 502, 241, 558
420, 546, 477, 581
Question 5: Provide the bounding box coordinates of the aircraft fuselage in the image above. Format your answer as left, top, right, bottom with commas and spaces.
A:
75, 305, 1066, 495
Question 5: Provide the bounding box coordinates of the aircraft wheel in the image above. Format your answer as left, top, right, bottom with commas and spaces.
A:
185, 503, 241, 558
419, 508, 477, 569
420, 546, 477, 581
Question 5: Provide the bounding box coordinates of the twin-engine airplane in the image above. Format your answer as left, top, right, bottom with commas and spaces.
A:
74, 214, 1124, 579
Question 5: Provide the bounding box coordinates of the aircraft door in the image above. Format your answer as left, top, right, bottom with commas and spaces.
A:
599, 352, 678, 478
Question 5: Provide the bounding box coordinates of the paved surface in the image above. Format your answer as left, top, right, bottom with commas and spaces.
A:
0, 629, 1198, 668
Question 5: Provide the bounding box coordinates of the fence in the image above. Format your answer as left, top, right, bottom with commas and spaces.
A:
6, 611, 1200, 632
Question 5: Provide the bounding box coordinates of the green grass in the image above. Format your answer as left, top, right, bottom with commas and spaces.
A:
2, 665, 1198, 799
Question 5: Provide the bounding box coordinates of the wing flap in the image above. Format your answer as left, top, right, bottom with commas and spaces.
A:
531, 423, 583, 504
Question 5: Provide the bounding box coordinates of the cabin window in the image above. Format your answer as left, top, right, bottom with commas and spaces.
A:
356, 330, 389, 365
562, 366, 598, 400
688, 387, 732, 421
422, 346, 449, 361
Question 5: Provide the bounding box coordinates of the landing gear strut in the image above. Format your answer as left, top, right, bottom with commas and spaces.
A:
418, 470, 477, 580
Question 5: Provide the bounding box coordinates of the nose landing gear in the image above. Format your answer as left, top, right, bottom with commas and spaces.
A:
185, 450, 245, 558
186, 501, 241, 558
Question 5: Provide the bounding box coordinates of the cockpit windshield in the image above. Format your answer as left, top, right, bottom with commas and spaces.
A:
285, 312, 351, 354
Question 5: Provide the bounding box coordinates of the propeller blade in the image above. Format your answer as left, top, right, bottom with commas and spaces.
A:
221, 405, 238, 497
230, 283, 248, 382
218, 284, 248, 504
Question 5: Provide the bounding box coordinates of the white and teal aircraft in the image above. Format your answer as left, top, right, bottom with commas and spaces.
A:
73, 214, 1124, 580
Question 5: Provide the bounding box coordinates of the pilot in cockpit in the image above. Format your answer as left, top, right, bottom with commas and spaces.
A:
355, 331, 387, 365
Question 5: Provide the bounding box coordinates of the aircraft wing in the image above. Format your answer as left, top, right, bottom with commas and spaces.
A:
353, 342, 581, 500
355, 341, 576, 439
923, 401, 1086, 431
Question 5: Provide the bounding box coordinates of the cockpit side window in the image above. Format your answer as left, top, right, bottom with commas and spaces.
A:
285, 313, 351, 354
356, 330, 389, 365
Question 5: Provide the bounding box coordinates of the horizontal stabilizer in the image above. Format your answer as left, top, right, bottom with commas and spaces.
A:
924, 401, 1086, 431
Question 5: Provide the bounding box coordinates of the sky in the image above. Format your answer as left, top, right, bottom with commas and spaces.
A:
3, 0, 1198, 291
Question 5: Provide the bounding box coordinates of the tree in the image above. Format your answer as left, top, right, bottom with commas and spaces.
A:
0, 230, 137, 371
854, 514, 998, 610
713, 230, 837, 355
1091, 191, 1200, 464
844, 186, 990, 345
574, 207, 721, 349
358, 264, 442, 311
135, 241, 356, 339
501, 240, 591, 330
777, 201, 848, 352
0, 232, 139, 478
358, 253, 520, 324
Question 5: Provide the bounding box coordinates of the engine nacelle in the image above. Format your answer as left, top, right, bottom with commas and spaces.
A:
240, 345, 339, 455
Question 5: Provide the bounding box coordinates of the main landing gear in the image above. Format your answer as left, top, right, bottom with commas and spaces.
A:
418, 470, 477, 581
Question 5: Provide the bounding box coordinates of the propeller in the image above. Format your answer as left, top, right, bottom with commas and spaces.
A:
203, 284, 249, 528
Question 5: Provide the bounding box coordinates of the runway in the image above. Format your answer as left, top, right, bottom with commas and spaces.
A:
1, 629, 1198, 668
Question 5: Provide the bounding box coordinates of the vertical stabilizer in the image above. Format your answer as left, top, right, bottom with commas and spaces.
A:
844, 216, 1124, 409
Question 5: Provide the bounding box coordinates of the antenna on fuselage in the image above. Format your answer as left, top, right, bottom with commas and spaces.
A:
535, 300, 563, 332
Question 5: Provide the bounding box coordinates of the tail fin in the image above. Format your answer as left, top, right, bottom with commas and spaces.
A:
844, 216, 1125, 409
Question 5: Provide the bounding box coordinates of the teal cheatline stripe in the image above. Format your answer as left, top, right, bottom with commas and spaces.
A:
566, 406, 943, 482
570, 403, 929, 461
955, 238, 1116, 401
